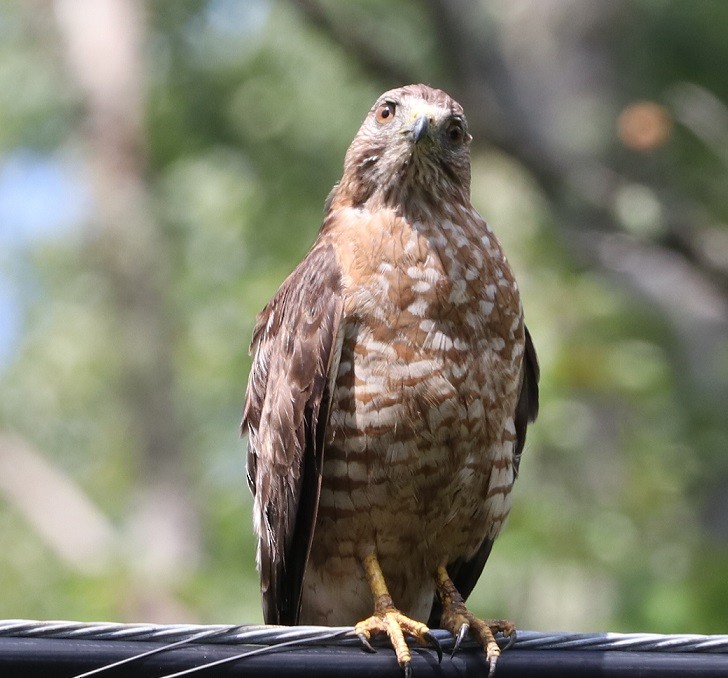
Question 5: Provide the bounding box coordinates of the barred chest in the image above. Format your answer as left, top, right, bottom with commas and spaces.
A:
317, 205, 525, 555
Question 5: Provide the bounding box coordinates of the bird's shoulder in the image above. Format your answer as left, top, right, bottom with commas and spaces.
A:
243, 239, 345, 451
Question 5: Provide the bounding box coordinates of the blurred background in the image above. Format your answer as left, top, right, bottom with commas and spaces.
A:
0, 0, 727, 633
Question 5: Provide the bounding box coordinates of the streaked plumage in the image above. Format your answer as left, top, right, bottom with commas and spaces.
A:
243, 84, 539, 674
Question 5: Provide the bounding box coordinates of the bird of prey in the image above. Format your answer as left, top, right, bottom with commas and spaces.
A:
243, 83, 539, 676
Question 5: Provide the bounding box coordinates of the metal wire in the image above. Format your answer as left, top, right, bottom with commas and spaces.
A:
1, 619, 728, 654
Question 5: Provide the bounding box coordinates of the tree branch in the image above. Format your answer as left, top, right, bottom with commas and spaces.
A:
289, 0, 416, 88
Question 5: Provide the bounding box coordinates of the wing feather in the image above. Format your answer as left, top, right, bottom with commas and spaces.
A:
242, 242, 344, 624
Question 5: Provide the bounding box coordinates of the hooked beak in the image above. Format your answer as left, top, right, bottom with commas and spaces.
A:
410, 115, 430, 143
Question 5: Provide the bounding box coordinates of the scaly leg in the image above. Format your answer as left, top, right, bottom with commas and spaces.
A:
354, 553, 442, 677
435, 565, 516, 677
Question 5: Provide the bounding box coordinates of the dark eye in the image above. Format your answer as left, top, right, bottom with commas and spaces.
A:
447, 119, 465, 144
375, 101, 396, 124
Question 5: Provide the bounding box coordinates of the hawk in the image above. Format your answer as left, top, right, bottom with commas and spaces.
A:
243, 84, 539, 676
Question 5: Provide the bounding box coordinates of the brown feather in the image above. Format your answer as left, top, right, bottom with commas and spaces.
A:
428, 326, 539, 626
242, 242, 344, 624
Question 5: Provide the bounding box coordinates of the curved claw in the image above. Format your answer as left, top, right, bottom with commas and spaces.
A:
502, 627, 517, 651
357, 633, 377, 654
488, 655, 498, 678
423, 631, 443, 664
450, 622, 469, 658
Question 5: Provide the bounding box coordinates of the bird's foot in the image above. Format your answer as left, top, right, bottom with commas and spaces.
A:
355, 608, 442, 677
436, 565, 515, 676
442, 605, 515, 677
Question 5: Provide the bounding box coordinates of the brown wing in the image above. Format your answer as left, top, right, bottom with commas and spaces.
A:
242, 242, 344, 625
429, 326, 539, 626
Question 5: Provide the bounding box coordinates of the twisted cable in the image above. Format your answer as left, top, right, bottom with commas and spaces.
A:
1, 619, 728, 653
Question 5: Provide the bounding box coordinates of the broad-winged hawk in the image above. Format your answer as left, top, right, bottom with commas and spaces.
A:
243, 84, 539, 676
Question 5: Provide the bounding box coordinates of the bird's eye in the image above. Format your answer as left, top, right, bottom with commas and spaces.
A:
375, 101, 397, 124
447, 119, 465, 145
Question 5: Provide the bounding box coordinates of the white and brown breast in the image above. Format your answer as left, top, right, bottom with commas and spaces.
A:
298, 200, 526, 625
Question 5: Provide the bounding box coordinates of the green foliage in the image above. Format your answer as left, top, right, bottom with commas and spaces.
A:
0, 0, 726, 635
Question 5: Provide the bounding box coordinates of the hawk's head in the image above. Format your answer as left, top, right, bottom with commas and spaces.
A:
336, 84, 473, 214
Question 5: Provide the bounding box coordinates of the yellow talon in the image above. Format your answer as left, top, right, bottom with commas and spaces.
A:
355, 553, 441, 674
436, 564, 515, 676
